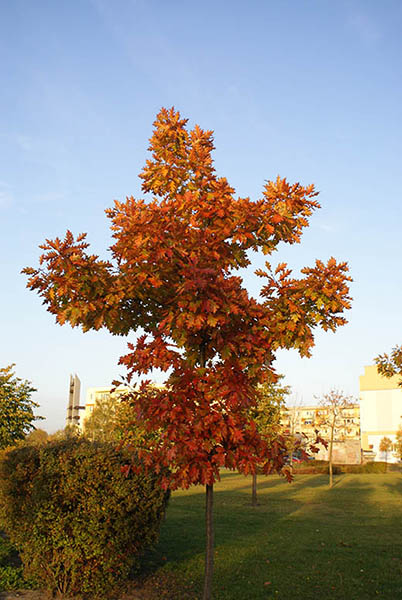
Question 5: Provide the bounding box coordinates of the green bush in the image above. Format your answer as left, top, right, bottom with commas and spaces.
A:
358, 461, 387, 473
0, 439, 169, 598
0, 566, 28, 591
330, 461, 387, 474
293, 460, 389, 475
0, 535, 34, 591
0, 536, 14, 566
293, 461, 342, 475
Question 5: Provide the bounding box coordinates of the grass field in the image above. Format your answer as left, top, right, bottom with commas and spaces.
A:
147, 472, 402, 600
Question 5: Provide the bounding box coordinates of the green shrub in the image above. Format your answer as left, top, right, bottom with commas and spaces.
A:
293, 460, 389, 475
0, 536, 35, 591
360, 461, 388, 473
0, 536, 14, 566
292, 461, 342, 475
0, 439, 169, 598
330, 462, 387, 474
0, 566, 28, 591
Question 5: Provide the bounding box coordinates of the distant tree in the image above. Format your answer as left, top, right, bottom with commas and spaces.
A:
82, 394, 118, 443
114, 388, 163, 452
375, 345, 402, 386
282, 395, 308, 468
379, 436, 393, 470
0, 365, 42, 449
25, 428, 49, 445
316, 389, 355, 488
82, 388, 155, 450
249, 377, 290, 506
395, 427, 402, 462
48, 424, 81, 442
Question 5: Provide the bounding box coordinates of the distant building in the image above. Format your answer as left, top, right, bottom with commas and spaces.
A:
80, 386, 129, 431
66, 374, 85, 427
359, 365, 402, 463
281, 403, 361, 463
70, 366, 402, 465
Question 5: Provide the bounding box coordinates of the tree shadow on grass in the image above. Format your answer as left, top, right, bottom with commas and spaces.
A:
140, 477, 305, 575
384, 477, 402, 495
216, 472, 328, 496
139, 473, 402, 599
148, 474, 337, 569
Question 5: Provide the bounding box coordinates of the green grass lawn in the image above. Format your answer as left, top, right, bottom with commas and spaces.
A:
147, 472, 402, 600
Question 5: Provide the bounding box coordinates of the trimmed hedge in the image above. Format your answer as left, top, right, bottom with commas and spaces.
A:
293, 460, 389, 474
340, 461, 388, 474
293, 460, 341, 475
0, 439, 169, 598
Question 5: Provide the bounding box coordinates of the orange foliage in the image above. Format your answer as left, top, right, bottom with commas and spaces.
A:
23, 107, 352, 489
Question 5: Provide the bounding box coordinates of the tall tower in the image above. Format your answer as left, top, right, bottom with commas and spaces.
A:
66, 374, 84, 427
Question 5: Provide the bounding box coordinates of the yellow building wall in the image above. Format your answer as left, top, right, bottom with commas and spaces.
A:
359, 365, 401, 391
359, 365, 402, 462
80, 386, 130, 430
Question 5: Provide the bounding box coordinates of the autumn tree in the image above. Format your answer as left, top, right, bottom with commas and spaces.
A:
395, 426, 402, 461
47, 425, 81, 442
82, 393, 119, 443
316, 389, 355, 488
82, 388, 151, 447
249, 376, 290, 506
375, 345, 402, 386
379, 436, 393, 469
23, 107, 352, 599
0, 365, 42, 449
281, 395, 307, 468
25, 428, 49, 445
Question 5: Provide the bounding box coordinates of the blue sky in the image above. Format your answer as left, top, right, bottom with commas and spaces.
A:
1, 0, 401, 431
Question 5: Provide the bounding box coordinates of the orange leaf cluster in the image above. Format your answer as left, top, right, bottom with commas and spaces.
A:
23, 107, 352, 489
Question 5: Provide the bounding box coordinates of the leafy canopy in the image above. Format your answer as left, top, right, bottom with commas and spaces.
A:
395, 427, 402, 461
0, 365, 42, 449
379, 436, 393, 454
375, 345, 402, 387
23, 107, 352, 489
82, 393, 121, 443
252, 377, 290, 441
82, 389, 152, 448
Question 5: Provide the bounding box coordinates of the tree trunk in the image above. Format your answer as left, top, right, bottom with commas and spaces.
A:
251, 472, 258, 506
289, 430, 295, 468
203, 483, 214, 600
329, 422, 335, 488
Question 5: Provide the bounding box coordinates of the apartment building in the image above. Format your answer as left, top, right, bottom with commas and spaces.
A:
68, 364, 402, 464
359, 365, 402, 463
280, 403, 361, 463
79, 385, 130, 431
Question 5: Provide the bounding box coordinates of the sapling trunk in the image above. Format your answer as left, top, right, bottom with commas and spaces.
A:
203, 483, 214, 600
252, 472, 258, 506
329, 419, 335, 488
